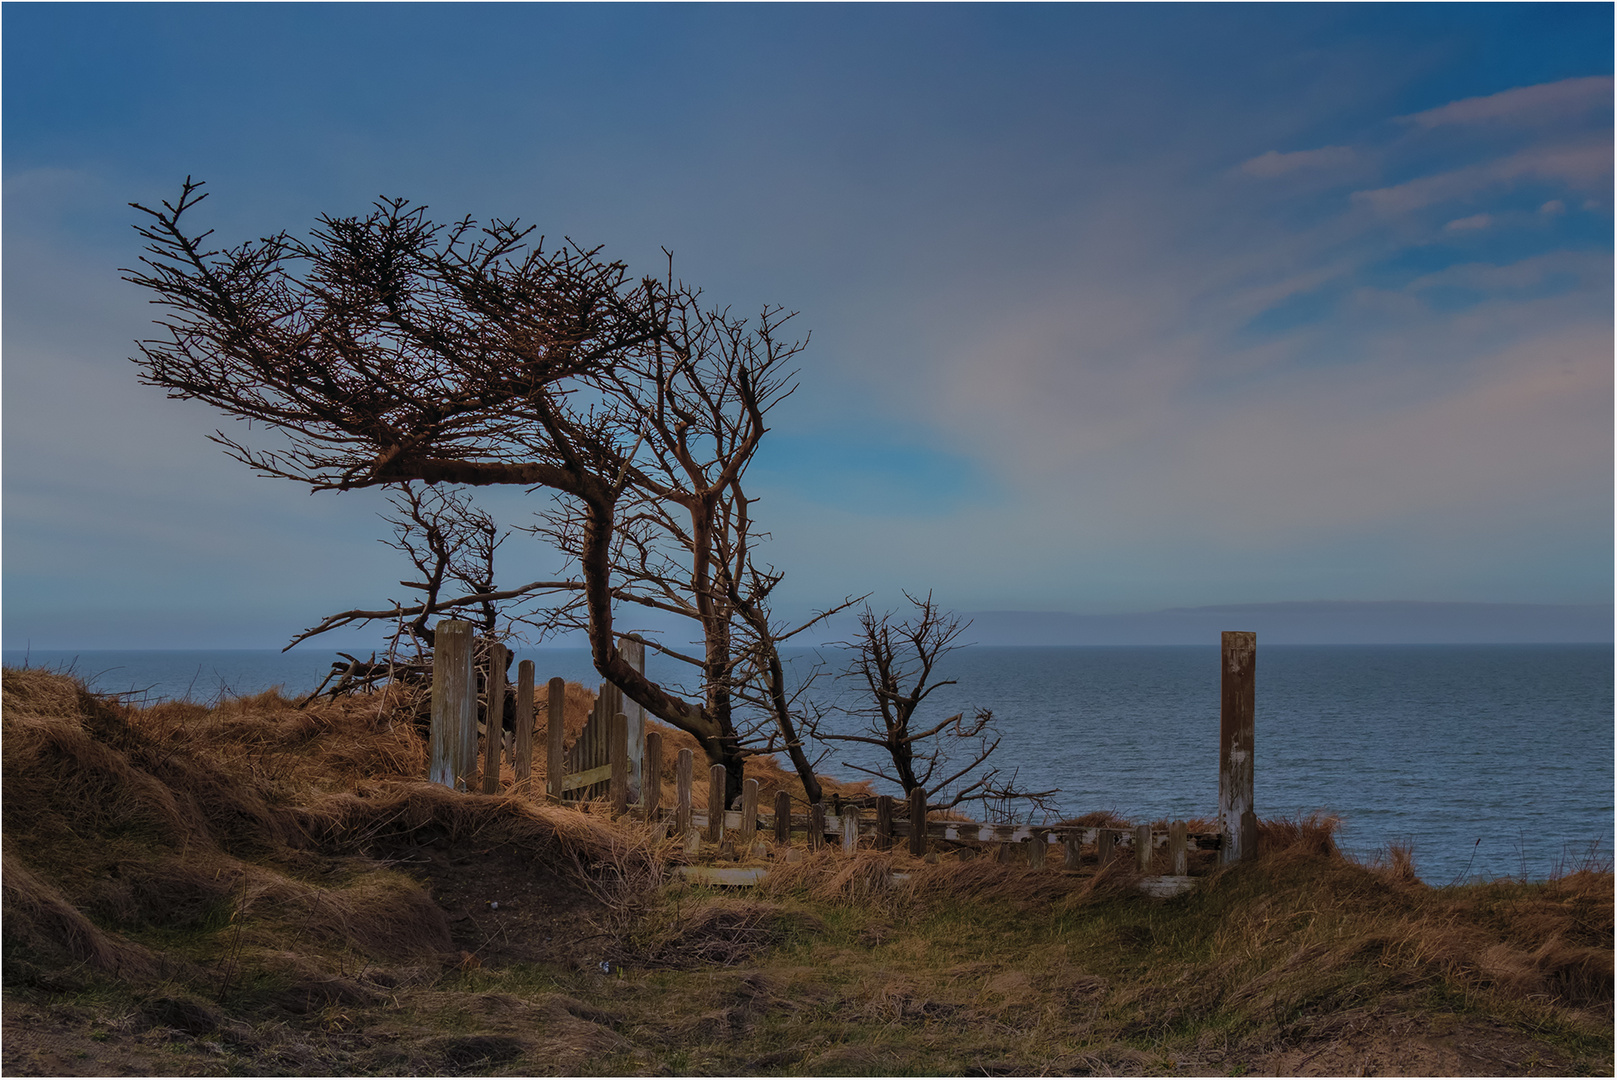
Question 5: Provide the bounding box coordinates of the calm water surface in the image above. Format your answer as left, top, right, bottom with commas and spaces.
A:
7, 643, 1609, 885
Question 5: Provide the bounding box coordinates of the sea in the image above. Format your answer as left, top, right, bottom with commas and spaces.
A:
5, 643, 1610, 887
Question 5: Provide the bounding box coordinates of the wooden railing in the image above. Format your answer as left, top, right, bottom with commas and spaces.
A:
426, 621, 1257, 881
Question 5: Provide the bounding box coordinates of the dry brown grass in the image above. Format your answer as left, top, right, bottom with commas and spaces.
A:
0, 668, 660, 994
3, 668, 1609, 1077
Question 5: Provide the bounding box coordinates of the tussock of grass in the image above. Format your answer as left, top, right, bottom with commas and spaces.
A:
0, 669, 649, 994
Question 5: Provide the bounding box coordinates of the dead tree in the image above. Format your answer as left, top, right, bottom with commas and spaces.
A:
811, 593, 1056, 813
125, 180, 830, 793
291, 484, 574, 709
534, 292, 857, 804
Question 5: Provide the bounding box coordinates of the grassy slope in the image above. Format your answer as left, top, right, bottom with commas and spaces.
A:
2, 669, 1610, 1076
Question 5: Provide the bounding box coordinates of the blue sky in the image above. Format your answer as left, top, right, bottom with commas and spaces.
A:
3, 3, 1611, 649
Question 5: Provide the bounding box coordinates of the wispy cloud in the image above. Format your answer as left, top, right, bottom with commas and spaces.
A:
1401, 75, 1613, 128
1444, 213, 1492, 232
1239, 145, 1356, 178
1351, 137, 1613, 214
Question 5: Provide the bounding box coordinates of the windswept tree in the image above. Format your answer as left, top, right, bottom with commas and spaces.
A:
810, 593, 1056, 813
126, 180, 835, 802
535, 292, 856, 801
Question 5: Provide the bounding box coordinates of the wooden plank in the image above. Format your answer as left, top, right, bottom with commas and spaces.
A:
560, 764, 613, 791
673, 866, 768, 887
907, 788, 927, 857
429, 619, 476, 790
842, 805, 861, 854
676, 749, 694, 836
482, 643, 508, 795
546, 677, 565, 801
875, 795, 894, 852
609, 712, 629, 817
1220, 630, 1257, 864
707, 764, 726, 844
808, 803, 825, 851
739, 778, 759, 846
1170, 820, 1188, 876
774, 790, 791, 845
513, 660, 535, 785
644, 731, 663, 817
1135, 823, 1152, 872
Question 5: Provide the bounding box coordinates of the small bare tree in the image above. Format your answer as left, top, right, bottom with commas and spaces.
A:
292, 483, 575, 702
812, 593, 1056, 814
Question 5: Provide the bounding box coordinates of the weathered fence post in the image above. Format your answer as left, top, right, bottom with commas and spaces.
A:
707, 764, 726, 843
1170, 820, 1188, 875
1097, 828, 1115, 866
618, 636, 647, 803
482, 643, 508, 795
429, 620, 476, 790
842, 805, 860, 854
1220, 630, 1257, 864
675, 748, 694, 836
513, 660, 535, 786
773, 790, 791, 845
740, 778, 759, 846
907, 788, 928, 857
644, 731, 663, 819
1063, 834, 1082, 870
808, 803, 825, 851
1027, 833, 1044, 870
875, 795, 894, 852
1135, 823, 1152, 872
545, 677, 566, 801
609, 712, 629, 817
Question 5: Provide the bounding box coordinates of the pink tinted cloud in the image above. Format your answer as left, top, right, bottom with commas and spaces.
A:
1239, 145, 1356, 178
1401, 75, 1614, 128
1351, 137, 1613, 213
1444, 213, 1493, 232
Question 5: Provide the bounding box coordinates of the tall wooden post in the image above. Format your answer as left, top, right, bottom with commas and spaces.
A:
707, 764, 726, 843
875, 795, 894, 852
430, 620, 476, 790
808, 803, 825, 851
773, 790, 791, 844
482, 643, 508, 795
513, 660, 535, 786
675, 748, 694, 836
545, 677, 566, 801
739, 778, 759, 846
1135, 823, 1152, 872
644, 731, 663, 818
842, 806, 861, 854
617, 636, 647, 803
1220, 631, 1257, 864
907, 788, 928, 857
1170, 820, 1188, 875
609, 712, 629, 817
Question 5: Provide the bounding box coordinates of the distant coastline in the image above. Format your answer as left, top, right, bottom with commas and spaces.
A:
956, 600, 1615, 647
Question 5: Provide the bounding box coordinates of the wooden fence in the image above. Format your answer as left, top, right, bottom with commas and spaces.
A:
426, 621, 1258, 879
